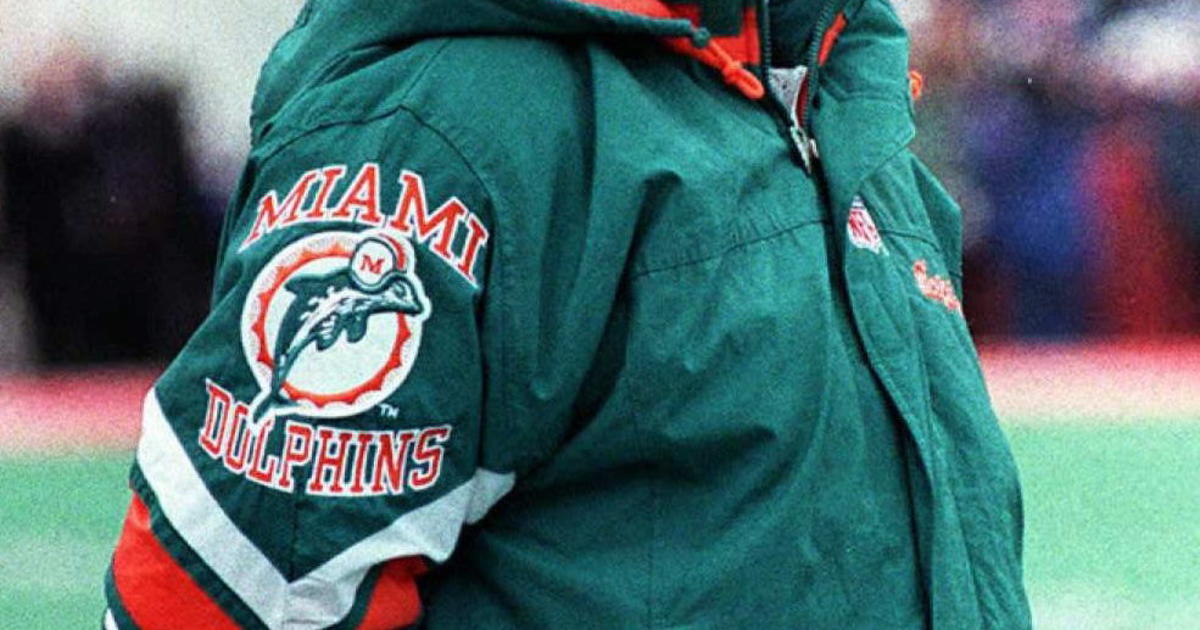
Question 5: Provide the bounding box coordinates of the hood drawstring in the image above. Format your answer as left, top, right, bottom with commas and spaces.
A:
665, 37, 766, 100
572, 0, 766, 100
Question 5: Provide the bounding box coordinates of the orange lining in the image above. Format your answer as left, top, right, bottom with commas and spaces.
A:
355, 557, 428, 630
570, 0, 766, 99
665, 36, 765, 99
796, 11, 851, 123
111, 496, 241, 630
570, 0, 676, 19
818, 12, 849, 66
666, 4, 762, 65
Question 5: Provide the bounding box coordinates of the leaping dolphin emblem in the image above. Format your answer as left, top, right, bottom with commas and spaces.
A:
249, 238, 425, 426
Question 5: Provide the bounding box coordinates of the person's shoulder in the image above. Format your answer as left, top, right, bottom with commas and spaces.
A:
260, 35, 593, 181
279, 36, 586, 134
397, 35, 593, 158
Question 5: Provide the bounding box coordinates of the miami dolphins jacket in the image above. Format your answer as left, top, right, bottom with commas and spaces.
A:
104, 0, 1032, 628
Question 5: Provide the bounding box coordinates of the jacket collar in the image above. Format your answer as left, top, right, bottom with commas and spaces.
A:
254, 0, 851, 136
568, 0, 853, 99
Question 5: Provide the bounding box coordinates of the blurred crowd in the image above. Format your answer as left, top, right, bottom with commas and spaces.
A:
905, 0, 1200, 338
1, 0, 1198, 367
0, 48, 220, 366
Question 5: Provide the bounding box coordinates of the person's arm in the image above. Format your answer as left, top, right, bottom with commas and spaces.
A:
104, 108, 511, 630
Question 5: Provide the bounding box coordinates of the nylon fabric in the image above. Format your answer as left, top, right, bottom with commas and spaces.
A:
105, 1, 1030, 628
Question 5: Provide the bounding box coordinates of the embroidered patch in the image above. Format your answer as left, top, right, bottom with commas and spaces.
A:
241, 229, 431, 424
847, 197, 886, 254
197, 379, 452, 496
187, 229, 451, 497
912, 259, 962, 315
239, 166, 489, 287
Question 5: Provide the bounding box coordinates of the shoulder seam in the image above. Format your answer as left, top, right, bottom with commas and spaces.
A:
239, 37, 514, 443
250, 44, 499, 222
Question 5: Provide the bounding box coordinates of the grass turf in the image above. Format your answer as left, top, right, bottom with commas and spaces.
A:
1008, 422, 1200, 629
2, 423, 1198, 629
0, 453, 131, 629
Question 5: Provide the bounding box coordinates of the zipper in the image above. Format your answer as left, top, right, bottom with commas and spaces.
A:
800, 0, 842, 130
757, 0, 815, 172
758, 0, 838, 174
759, 0, 773, 73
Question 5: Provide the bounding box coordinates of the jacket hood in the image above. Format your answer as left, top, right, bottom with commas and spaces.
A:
252, 0, 844, 136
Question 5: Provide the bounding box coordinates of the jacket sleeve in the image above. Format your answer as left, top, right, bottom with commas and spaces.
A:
104, 108, 513, 630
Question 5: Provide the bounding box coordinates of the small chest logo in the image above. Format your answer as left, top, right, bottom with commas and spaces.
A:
240, 230, 431, 425
847, 197, 886, 254
912, 259, 963, 315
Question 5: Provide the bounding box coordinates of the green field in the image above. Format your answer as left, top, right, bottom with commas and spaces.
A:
0, 454, 130, 629
3, 423, 1198, 629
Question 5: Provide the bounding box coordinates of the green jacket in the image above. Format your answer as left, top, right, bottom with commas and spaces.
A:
104, 1, 1031, 628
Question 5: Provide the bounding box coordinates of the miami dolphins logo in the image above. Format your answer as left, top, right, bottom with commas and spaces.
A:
241, 230, 431, 425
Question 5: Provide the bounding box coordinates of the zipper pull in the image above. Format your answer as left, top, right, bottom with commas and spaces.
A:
789, 124, 819, 174
769, 65, 820, 173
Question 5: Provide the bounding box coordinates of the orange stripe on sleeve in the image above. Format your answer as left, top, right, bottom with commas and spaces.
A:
355, 557, 428, 630
111, 495, 241, 630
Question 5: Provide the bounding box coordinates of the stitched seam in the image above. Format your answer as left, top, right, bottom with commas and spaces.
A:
254, 39, 456, 164
820, 78, 912, 104
236, 39, 513, 468
878, 227, 942, 252
633, 219, 827, 277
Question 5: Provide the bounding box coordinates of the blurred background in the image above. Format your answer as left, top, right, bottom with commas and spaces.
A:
1, 0, 1198, 628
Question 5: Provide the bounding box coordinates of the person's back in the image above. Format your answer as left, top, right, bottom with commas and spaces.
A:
103, 1, 1031, 628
